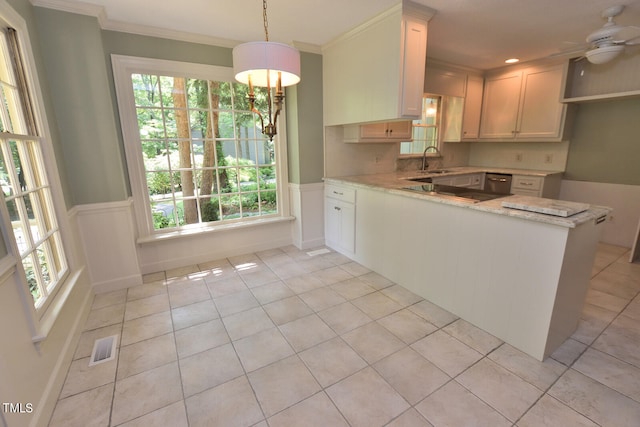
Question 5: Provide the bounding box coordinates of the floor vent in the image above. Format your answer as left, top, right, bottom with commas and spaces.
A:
306, 248, 331, 257
89, 335, 118, 367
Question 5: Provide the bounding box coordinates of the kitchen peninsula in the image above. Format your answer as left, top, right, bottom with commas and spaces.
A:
324, 169, 611, 360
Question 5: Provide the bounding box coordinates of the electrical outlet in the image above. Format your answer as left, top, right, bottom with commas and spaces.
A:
515, 153, 523, 162
544, 154, 553, 164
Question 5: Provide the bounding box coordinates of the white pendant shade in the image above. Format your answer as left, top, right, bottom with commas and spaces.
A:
233, 41, 301, 87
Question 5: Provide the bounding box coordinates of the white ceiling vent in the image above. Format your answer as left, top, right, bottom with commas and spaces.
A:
89, 335, 118, 367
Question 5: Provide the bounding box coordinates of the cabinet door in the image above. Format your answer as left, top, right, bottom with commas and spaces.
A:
325, 198, 355, 254
517, 65, 566, 139
360, 123, 389, 139
479, 71, 522, 139
462, 75, 483, 140
442, 96, 464, 142
387, 120, 413, 139
399, 17, 428, 117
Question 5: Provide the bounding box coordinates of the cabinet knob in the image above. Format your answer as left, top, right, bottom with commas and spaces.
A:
333, 191, 343, 196
334, 206, 342, 211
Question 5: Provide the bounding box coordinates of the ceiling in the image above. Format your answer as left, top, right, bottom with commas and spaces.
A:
38, 0, 640, 70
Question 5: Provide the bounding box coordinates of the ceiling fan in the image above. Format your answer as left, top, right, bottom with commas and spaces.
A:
560, 4, 640, 64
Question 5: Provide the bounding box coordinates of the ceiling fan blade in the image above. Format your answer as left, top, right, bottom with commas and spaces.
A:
622, 34, 640, 45
548, 45, 587, 58
615, 26, 640, 43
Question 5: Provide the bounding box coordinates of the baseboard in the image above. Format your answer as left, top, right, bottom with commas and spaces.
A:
92, 273, 143, 294
31, 281, 93, 427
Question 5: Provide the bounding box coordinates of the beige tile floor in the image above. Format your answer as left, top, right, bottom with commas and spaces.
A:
48, 243, 640, 426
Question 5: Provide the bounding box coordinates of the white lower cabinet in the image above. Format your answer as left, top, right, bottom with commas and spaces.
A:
324, 184, 356, 255
510, 174, 562, 198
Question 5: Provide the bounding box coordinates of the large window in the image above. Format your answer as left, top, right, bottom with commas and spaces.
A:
113, 56, 289, 238
0, 28, 67, 309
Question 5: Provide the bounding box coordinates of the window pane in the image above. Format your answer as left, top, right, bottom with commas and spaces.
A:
241, 192, 260, 216
220, 194, 240, 220
199, 196, 219, 222
218, 140, 235, 160
22, 252, 41, 303
163, 109, 179, 139
160, 76, 180, 108
137, 108, 165, 139
258, 167, 276, 190
260, 190, 277, 214
235, 113, 259, 139
232, 83, 250, 110
216, 82, 233, 109
257, 140, 274, 165
132, 74, 161, 107
0, 84, 21, 133
37, 245, 52, 290
217, 111, 235, 138
189, 110, 208, 139
236, 139, 254, 164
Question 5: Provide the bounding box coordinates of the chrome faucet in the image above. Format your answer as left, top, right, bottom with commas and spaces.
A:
421, 146, 442, 171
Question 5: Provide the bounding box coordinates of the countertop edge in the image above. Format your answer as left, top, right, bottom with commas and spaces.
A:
324, 174, 612, 229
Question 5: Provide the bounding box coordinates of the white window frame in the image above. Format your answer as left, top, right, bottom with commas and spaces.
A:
111, 55, 291, 242
0, 0, 76, 344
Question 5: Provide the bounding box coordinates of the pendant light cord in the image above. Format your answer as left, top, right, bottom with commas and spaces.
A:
263, 0, 269, 42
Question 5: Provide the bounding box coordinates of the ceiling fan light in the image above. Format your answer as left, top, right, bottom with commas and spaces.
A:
585, 44, 624, 64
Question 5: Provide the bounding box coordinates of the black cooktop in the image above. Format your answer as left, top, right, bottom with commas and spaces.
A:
403, 183, 510, 202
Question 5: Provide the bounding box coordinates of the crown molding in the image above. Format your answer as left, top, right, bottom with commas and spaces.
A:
29, 0, 241, 49
30, 0, 106, 23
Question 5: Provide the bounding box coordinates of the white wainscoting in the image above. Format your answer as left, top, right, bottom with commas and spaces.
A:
75, 199, 142, 293
289, 182, 325, 250
136, 218, 295, 274
560, 180, 640, 248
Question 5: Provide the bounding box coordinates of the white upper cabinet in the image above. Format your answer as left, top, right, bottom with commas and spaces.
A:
423, 61, 484, 142
322, 1, 434, 126
461, 75, 484, 140
479, 63, 572, 141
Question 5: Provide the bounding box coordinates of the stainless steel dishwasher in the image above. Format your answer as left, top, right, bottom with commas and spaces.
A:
484, 173, 512, 194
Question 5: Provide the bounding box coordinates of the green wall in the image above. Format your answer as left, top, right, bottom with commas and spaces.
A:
565, 98, 640, 185
34, 8, 129, 204
287, 52, 324, 184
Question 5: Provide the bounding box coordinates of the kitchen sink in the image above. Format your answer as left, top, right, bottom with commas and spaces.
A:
407, 177, 433, 183
427, 169, 450, 174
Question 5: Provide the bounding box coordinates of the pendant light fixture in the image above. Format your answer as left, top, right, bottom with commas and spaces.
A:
232, 0, 301, 141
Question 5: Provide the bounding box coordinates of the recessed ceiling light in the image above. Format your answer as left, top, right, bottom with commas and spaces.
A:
505, 58, 520, 64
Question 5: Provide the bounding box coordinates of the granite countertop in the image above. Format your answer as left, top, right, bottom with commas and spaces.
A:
325, 170, 612, 229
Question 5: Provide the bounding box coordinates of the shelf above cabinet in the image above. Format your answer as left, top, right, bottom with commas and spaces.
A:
562, 54, 640, 103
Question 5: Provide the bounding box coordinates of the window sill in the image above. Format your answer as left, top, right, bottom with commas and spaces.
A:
137, 215, 296, 244
32, 267, 86, 348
